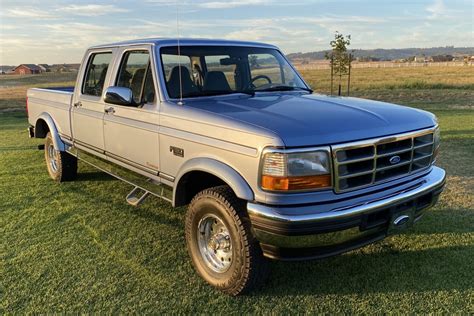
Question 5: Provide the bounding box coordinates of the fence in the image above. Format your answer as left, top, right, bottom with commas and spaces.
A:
295, 61, 474, 70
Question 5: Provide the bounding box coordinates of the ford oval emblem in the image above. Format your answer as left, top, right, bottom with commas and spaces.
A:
393, 215, 410, 226
389, 155, 401, 165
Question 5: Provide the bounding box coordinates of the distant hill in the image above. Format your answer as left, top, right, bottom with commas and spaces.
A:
287, 47, 474, 61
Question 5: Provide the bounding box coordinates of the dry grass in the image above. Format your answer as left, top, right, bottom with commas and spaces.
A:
0, 73, 77, 111
299, 66, 474, 94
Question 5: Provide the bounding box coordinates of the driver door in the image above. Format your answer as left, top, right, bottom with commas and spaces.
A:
103, 48, 160, 175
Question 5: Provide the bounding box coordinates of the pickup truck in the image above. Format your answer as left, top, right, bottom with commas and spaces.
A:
27, 38, 446, 296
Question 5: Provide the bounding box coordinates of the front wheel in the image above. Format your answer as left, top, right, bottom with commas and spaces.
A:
185, 186, 269, 295
44, 132, 77, 182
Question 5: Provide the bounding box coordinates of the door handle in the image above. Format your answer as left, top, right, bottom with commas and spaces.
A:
73, 101, 82, 108
105, 107, 115, 114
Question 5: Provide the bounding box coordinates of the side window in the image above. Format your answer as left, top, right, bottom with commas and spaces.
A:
142, 67, 156, 104
249, 54, 283, 85
82, 52, 112, 97
204, 55, 236, 90
117, 51, 155, 104
281, 63, 302, 87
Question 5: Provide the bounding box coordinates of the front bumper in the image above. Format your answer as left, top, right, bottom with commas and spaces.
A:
248, 166, 446, 260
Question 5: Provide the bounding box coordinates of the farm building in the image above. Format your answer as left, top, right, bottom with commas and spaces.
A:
38, 64, 52, 72
12, 64, 42, 75
50, 63, 81, 72
0, 66, 14, 74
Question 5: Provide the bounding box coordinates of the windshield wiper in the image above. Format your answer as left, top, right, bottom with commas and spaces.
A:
257, 86, 313, 93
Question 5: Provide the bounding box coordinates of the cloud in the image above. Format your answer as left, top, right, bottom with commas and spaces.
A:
425, 0, 458, 20
198, 0, 272, 9
145, 0, 181, 4
6, 7, 56, 19
56, 4, 128, 16
426, 0, 446, 18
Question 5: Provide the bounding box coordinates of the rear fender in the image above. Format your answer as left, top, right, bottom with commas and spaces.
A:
35, 113, 66, 151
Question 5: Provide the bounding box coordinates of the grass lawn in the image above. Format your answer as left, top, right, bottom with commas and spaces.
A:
1, 67, 473, 313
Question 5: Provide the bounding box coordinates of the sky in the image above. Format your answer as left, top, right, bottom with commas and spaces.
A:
0, 0, 473, 64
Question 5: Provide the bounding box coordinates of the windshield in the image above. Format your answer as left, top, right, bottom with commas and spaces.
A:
159, 46, 309, 99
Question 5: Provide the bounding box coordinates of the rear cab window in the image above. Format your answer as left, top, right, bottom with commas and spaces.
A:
161, 54, 194, 99
204, 55, 236, 89
82, 52, 113, 97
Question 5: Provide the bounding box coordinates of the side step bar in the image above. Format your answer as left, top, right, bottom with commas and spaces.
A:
126, 187, 150, 207
66, 147, 174, 206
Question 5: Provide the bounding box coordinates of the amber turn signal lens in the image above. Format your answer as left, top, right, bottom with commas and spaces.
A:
261, 174, 331, 191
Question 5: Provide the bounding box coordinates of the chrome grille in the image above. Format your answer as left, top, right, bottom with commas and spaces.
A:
332, 128, 436, 193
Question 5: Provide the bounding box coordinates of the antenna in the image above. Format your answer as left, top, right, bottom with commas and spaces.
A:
176, 0, 183, 105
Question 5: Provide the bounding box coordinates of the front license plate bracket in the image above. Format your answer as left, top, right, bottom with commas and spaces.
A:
387, 207, 416, 235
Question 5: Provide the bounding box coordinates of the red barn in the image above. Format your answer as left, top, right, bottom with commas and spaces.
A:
13, 64, 42, 75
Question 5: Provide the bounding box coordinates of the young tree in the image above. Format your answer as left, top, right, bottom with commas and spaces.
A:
249, 55, 260, 69
325, 31, 352, 96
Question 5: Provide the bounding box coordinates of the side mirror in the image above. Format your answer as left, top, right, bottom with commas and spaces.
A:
104, 86, 134, 106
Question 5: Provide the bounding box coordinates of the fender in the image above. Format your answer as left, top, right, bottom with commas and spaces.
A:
35, 112, 66, 151
173, 157, 254, 206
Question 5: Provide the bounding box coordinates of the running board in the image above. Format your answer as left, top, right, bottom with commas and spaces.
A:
67, 147, 173, 204
126, 187, 150, 207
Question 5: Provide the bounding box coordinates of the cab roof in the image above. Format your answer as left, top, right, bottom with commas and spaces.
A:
90, 38, 279, 50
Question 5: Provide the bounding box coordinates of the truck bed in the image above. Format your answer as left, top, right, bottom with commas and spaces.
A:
27, 87, 74, 140
42, 86, 75, 93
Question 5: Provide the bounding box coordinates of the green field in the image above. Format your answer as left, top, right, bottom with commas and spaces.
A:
1, 67, 473, 313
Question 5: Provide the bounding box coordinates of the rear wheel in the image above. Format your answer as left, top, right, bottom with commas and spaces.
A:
44, 132, 77, 182
185, 185, 269, 296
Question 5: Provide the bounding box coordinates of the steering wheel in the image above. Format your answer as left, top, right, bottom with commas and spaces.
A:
248, 75, 272, 89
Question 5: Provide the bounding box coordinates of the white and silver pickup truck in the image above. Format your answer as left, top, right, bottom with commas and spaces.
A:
27, 38, 446, 295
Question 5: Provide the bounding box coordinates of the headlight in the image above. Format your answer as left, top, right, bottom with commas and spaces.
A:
433, 127, 440, 163
261, 149, 332, 191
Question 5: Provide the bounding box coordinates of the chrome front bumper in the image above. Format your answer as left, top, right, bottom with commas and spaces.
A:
248, 166, 446, 260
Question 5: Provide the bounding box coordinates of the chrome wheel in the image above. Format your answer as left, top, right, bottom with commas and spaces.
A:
197, 214, 233, 273
47, 144, 59, 173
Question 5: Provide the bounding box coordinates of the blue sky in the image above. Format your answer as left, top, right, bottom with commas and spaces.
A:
0, 0, 472, 64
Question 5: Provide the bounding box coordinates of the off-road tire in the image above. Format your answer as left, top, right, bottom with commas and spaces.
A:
185, 185, 269, 296
44, 132, 77, 182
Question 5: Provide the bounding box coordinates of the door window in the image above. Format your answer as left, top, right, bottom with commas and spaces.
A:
116, 50, 155, 104
82, 52, 112, 97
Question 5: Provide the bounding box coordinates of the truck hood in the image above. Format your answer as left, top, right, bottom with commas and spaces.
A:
186, 93, 436, 147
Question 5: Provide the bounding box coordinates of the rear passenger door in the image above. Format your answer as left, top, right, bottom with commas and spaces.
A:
72, 50, 113, 153
103, 48, 160, 175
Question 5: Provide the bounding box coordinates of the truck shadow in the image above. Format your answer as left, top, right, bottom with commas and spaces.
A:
77, 171, 116, 182
257, 243, 473, 296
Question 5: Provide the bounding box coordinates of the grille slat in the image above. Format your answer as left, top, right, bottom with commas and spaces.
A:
414, 142, 434, 149
377, 160, 411, 171
339, 169, 375, 179
377, 147, 412, 158
332, 129, 436, 193
337, 155, 375, 165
